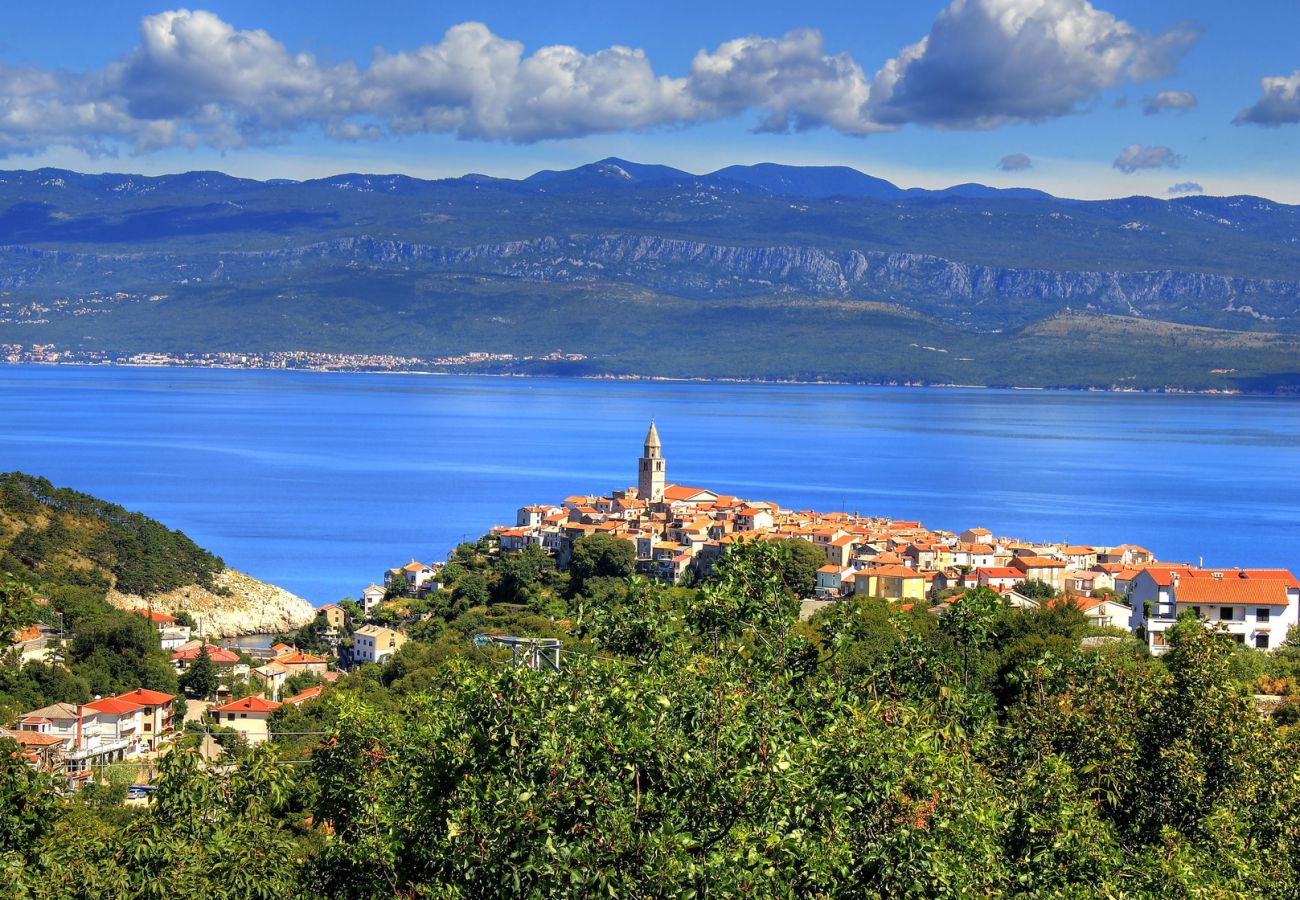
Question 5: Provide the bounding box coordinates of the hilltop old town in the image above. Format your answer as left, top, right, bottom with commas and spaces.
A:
5, 423, 1299, 788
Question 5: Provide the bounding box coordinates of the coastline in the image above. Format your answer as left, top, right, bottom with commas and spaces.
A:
0, 357, 1274, 398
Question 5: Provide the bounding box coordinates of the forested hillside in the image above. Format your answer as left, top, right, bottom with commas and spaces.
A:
0, 471, 223, 596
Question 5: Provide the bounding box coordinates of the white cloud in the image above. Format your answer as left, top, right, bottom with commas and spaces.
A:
1113, 143, 1182, 173
867, 0, 1200, 129
1143, 89, 1197, 115
0, 4, 1200, 156
1167, 181, 1202, 194
687, 29, 881, 135
997, 152, 1033, 171
1234, 70, 1300, 126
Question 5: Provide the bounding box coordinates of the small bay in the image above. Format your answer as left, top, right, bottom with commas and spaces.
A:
2, 364, 1297, 605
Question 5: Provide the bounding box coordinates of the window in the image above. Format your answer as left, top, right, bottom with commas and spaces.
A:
1257, 608, 1271, 622
1232, 634, 1245, 644
227, 713, 235, 722
240, 713, 247, 719
1221, 607, 1234, 621
1189, 606, 1200, 618
1255, 634, 1269, 650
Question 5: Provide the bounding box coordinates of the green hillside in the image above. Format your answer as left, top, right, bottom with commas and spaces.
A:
0, 471, 223, 597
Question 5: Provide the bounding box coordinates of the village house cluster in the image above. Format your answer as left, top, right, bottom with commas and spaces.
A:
4, 609, 324, 786
491, 423, 1300, 654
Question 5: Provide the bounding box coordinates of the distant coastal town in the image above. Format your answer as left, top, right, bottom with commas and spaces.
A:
2, 343, 587, 372
370, 422, 1295, 658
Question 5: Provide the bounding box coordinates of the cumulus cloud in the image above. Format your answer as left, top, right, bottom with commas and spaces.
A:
0, 4, 1201, 156
997, 152, 1033, 171
1234, 70, 1300, 126
866, 0, 1200, 129
1167, 181, 1202, 194
688, 30, 881, 135
1113, 144, 1182, 173
1143, 89, 1197, 114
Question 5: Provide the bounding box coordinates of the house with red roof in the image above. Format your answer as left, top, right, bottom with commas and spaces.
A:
282, 685, 324, 705
1009, 555, 1068, 592
209, 695, 282, 745
170, 642, 241, 666
1132, 568, 1300, 654
113, 688, 176, 750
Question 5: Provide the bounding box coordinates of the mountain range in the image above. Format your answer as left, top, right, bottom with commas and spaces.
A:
1, 158, 1298, 392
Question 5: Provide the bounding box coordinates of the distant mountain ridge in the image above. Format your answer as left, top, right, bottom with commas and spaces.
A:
1, 157, 1299, 391
0, 157, 1115, 203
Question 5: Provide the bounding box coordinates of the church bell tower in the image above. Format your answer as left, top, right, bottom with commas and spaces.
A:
637, 420, 666, 503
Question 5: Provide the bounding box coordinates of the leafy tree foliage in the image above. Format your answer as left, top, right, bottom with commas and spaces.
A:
179, 645, 219, 700
5, 543, 1300, 897
567, 533, 635, 597
1013, 577, 1057, 600
778, 537, 828, 598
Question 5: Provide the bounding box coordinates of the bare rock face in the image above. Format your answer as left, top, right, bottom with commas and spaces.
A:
107, 568, 315, 639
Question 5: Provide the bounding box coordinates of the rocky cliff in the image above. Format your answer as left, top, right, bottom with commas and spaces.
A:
107, 568, 315, 639
6, 232, 1297, 329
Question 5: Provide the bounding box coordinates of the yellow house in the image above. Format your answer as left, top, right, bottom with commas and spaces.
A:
860, 565, 928, 601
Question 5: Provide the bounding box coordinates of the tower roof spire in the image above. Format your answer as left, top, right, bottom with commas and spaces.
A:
644, 419, 661, 449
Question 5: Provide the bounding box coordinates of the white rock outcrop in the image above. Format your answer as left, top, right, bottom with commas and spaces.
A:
107, 568, 315, 638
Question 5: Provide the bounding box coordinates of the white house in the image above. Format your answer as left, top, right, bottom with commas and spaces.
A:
209, 695, 282, 745
1130, 568, 1300, 654
351, 624, 408, 665
360, 583, 386, 614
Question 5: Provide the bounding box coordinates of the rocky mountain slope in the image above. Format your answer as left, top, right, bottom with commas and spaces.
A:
107, 569, 314, 639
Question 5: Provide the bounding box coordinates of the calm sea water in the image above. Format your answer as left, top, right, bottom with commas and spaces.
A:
2, 365, 1298, 604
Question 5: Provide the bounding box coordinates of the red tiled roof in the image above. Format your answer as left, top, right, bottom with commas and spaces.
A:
977, 567, 1021, 579
114, 688, 176, 706
10, 625, 41, 643
3, 730, 67, 748
283, 685, 323, 705
1012, 556, 1067, 569
132, 609, 177, 624
83, 697, 145, 715
1175, 578, 1292, 606
1185, 568, 1300, 589
171, 645, 241, 664
274, 651, 326, 665
211, 695, 282, 714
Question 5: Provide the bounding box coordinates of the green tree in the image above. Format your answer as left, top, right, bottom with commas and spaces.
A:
1014, 577, 1057, 600
940, 587, 1004, 687
568, 533, 635, 597
778, 537, 827, 598
0, 574, 39, 645
179, 645, 219, 700
451, 571, 489, 609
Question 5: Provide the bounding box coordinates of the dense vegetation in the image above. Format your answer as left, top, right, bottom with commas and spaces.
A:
0, 472, 223, 596
6, 537, 1300, 898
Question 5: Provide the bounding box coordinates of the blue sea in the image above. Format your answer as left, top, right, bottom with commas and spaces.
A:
2, 365, 1298, 605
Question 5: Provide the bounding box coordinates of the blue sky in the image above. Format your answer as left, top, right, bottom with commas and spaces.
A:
1, 1, 1298, 200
